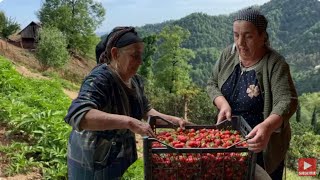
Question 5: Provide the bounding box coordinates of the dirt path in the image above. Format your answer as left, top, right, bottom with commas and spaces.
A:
14, 65, 49, 80
63, 89, 78, 100
14, 64, 78, 100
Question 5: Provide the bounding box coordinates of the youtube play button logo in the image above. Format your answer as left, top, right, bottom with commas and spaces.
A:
298, 158, 317, 176
304, 161, 312, 170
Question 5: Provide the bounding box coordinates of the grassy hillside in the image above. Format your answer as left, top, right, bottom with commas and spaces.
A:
0, 56, 71, 178
0, 39, 96, 85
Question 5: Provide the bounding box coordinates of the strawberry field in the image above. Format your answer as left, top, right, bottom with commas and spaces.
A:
0, 56, 71, 179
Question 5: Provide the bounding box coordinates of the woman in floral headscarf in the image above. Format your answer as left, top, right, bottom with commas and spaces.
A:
207, 7, 298, 179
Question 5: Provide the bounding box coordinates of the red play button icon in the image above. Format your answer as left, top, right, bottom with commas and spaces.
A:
298, 158, 317, 176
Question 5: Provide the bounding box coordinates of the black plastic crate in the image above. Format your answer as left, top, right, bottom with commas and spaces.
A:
143, 115, 256, 180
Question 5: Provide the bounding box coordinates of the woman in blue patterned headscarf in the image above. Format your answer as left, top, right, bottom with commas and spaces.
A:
207, 7, 298, 180
65, 26, 190, 180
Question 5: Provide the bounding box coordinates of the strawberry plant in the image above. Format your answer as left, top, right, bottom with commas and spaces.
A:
0, 56, 71, 179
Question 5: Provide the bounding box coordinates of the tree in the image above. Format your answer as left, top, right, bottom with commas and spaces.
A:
311, 107, 317, 129
36, 26, 69, 69
1, 17, 20, 39
154, 25, 195, 94
0, 14, 20, 50
0, 11, 5, 33
139, 35, 157, 85
152, 25, 196, 119
296, 102, 301, 122
38, 0, 105, 55
0, 11, 20, 46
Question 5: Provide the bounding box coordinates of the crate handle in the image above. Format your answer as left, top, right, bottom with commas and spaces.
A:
227, 136, 252, 149
216, 119, 231, 128
148, 137, 176, 149
147, 115, 178, 129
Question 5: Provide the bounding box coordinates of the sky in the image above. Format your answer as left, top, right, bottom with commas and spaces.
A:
0, 0, 270, 34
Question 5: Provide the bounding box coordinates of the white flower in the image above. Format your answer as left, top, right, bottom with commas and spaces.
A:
246, 85, 260, 98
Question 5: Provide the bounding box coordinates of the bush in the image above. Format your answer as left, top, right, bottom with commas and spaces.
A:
146, 87, 216, 124
146, 87, 184, 118
188, 90, 217, 124
36, 26, 69, 69
122, 159, 144, 180
287, 131, 320, 178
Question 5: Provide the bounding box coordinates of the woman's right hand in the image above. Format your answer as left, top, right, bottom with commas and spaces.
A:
217, 103, 232, 124
127, 118, 156, 137
214, 96, 232, 124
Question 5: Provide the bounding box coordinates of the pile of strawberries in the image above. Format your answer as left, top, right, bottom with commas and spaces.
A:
149, 128, 250, 180
152, 128, 248, 148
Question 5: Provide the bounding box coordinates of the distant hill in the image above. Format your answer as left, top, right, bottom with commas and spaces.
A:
261, 0, 320, 55
137, 0, 320, 94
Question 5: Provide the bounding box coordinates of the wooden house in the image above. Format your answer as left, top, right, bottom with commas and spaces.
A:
18, 21, 41, 49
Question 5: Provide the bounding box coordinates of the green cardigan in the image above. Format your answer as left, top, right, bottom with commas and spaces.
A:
207, 45, 298, 173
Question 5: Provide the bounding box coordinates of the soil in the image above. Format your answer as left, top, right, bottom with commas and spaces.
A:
135, 134, 144, 158
63, 89, 78, 100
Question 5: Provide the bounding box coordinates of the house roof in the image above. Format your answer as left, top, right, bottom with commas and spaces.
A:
18, 21, 42, 35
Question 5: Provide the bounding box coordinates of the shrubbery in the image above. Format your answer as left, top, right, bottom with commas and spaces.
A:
287, 132, 320, 177
146, 87, 216, 125
36, 26, 69, 69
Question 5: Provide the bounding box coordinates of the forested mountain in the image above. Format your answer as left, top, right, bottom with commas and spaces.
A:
137, 0, 320, 94
261, 0, 320, 55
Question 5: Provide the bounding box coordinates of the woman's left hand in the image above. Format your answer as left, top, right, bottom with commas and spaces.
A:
246, 122, 272, 153
171, 117, 193, 130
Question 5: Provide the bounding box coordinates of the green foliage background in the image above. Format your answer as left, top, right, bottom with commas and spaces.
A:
36, 26, 69, 69
37, 0, 105, 56
0, 11, 20, 40
137, 0, 320, 95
